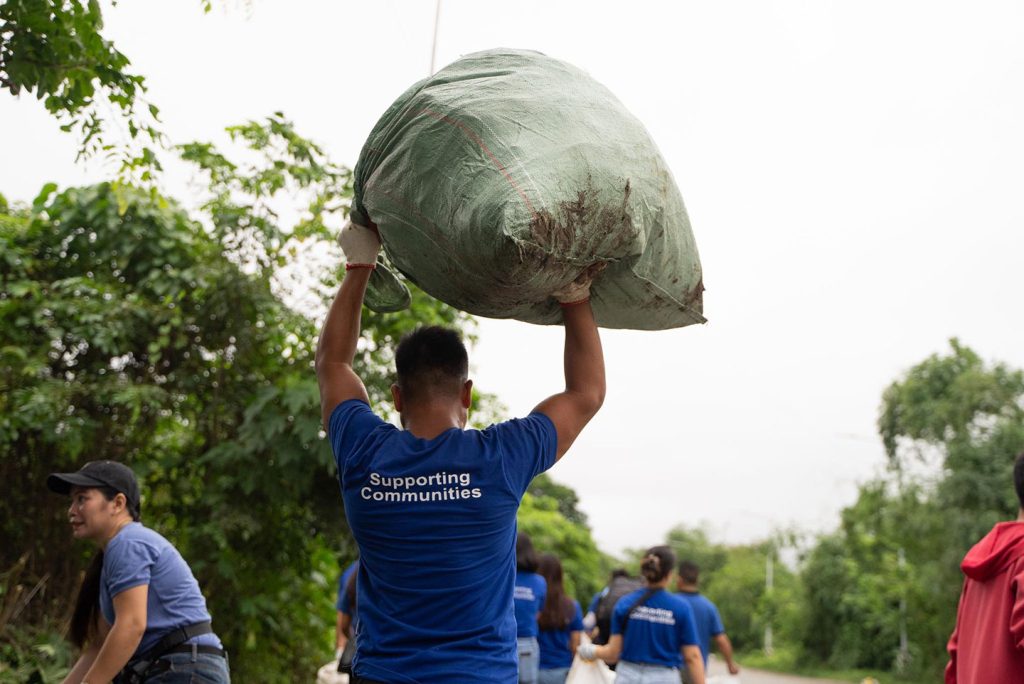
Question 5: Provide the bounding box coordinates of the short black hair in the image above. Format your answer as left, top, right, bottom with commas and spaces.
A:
1015, 451, 1024, 510
678, 560, 700, 584
394, 326, 468, 402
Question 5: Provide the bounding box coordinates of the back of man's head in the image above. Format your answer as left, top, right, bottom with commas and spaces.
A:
1014, 451, 1024, 510
678, 560, 700, 585
395, 326, 469, 403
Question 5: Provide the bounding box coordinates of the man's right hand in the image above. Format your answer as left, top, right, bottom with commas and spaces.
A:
337, 220, 381, 266
552, 262, 606, 304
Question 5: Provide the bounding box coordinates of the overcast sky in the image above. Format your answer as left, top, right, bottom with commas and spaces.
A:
3, 1, 1023, 555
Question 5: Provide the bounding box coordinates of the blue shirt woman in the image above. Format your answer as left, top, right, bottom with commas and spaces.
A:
536, 552, 584, 684
514, 532, 547, 684
579, 546, 704, 684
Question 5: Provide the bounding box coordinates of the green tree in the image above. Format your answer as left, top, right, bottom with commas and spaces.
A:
527, 472, 589, 527
664, 524, 728, 578
796, 340, 1024, 679
517, 488, 613, 607
0, 116, 483, 681
1, 0, 166, 178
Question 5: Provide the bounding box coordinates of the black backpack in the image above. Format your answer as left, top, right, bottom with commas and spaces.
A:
592, 576, 643, 645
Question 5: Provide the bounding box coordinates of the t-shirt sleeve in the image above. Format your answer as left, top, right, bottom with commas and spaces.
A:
676, 601, 700, 646
710, 603, 725, 636
339, 588, 353, 616
335, 573, 347, 611
104, 537, 159, 598
329, 399, 386, 470
493, 412, 558, 495
570, 601, 584, 631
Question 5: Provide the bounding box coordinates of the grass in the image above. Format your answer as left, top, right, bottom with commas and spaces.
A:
736, 648, 934, 684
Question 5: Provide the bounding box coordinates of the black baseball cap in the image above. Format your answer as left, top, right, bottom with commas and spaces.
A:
47, 460, 141, 510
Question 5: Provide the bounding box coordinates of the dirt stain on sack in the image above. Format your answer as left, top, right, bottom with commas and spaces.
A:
528, 178, 637, 262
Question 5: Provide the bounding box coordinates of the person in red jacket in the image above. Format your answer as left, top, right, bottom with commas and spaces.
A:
945, 450, 1024, 683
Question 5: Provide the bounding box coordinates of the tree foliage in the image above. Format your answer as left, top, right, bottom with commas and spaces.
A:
796, 340, 1024, 679
516, 490, 612, 606
1, 0, 164, 177
0, 116, 483, 681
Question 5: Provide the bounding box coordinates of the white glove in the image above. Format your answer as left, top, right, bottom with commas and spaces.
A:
577, 642, 597, 661
337, 220, 381, 267
552, 262, 606, 304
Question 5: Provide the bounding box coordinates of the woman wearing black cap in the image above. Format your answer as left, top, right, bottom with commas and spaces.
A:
49, 460, 229, 683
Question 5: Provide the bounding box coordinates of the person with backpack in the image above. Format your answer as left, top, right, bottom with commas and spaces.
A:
578, 546, 704, 684
317, 221, 605, 683
585, 569, 630, 629
536, 554, 583, 684
515, 533, 547, 683
49, 460, 229, 684
590, 569, 643, 646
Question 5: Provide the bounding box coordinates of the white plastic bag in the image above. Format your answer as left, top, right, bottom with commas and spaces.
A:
315, 660, 349, 684
565, 657, 616, 684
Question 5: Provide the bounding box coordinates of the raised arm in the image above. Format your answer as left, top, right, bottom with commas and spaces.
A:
316, 222, 380, 428
533, 269, 606, 460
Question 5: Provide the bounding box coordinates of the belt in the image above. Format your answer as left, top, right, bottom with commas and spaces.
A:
160, 644, 226, 658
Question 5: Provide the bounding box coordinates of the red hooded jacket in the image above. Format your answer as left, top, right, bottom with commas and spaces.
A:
946, 521, 1024, 683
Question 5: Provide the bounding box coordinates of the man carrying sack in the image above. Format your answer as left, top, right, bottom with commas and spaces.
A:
315, 221, 605, 683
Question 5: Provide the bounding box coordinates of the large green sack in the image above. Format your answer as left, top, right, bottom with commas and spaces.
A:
351, 48, 705, 330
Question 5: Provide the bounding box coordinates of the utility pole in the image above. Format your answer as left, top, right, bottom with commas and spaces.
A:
429, 0, 442, 76
896, 546, 910, 672
764, 551, 774, 656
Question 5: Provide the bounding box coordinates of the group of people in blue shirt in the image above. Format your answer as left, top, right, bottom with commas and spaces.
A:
46, 218, 685, 683
510, 534, 740, 684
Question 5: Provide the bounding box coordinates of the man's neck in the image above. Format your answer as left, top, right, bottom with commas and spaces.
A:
678, 583, 699, 593
402, 403, 464, 440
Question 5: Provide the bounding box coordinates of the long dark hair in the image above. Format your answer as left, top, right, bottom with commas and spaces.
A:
516, 532, 539, 573
537, 553, 574, 631
640, 545, 676, 585
69, 486, 141, 648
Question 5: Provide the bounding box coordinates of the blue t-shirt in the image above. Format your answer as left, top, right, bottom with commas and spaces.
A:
611, 588, 699, 668
330, 399, 557, 684
335, 560, 358, 612
513, 571, 547, 638
537, 599, 584, 670
676, 591, 725, 665
99, 523, 221, 656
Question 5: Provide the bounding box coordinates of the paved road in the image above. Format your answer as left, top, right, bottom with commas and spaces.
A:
707, 657, 850, 684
